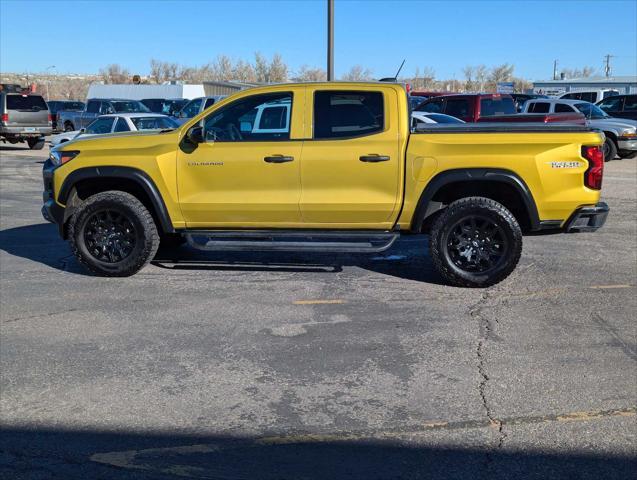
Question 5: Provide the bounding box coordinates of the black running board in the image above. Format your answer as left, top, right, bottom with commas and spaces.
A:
184, 230, 399, 253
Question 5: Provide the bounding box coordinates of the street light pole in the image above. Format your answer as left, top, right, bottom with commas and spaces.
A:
45, 65, 56, 101
327, 0, 334, 81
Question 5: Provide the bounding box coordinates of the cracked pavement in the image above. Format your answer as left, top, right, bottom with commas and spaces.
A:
1, 144, 636, 479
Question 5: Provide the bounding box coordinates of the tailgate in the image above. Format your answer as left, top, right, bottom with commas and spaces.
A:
5, 94, 50, 126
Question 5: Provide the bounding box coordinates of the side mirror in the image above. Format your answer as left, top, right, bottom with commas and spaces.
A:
187, 126, 204, 144
79, 128, 86, 133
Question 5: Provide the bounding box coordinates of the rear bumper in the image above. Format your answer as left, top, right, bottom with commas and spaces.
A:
564, 202, 609, 232
1, 126, 52, 137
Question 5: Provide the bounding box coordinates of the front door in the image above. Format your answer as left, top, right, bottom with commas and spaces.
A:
299, 87, 402, 228
177, 89, 304, 228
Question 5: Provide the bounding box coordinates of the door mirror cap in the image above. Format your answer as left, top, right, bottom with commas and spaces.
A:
187, 126, 204, 144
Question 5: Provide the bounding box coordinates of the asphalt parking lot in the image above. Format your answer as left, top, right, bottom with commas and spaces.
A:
1, 142, 635, 479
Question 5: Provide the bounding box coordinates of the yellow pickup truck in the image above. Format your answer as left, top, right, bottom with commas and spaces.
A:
42, 82, 608, 287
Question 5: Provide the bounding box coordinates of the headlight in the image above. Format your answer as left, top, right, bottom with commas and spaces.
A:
49, 150, 80, 166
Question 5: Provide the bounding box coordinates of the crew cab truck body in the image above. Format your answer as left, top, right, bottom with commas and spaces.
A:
57, 99, 151, 132
43, 82, 608, 287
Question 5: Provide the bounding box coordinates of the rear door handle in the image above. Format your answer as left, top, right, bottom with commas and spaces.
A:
359, 154, 390, 162
264, 155, 294, 163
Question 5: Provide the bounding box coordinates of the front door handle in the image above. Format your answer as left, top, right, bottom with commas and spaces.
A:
264, 155, 294, 163
359, 154, 390, 162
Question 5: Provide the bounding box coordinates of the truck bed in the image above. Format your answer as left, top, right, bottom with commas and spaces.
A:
413, 123, 593, 134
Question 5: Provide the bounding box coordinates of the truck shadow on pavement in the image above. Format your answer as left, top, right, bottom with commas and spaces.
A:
0, 223, 444, 284
1, 426, 634, 480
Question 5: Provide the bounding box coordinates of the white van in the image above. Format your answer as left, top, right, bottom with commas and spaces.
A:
558, 89, 620, 103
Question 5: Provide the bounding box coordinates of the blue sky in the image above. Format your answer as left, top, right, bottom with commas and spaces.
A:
1, 0, 636, 80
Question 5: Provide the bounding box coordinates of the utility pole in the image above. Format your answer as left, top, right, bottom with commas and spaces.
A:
604, 54, 613, 78
553, 60, 558, 80
327, 0, 334, 81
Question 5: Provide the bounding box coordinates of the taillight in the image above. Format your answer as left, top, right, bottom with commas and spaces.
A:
1, 113, 8, 123
582, 145, 604, 190
48, 114, 53, 122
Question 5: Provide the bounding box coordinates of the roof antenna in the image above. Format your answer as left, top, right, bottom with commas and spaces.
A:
379, 59, 406, 83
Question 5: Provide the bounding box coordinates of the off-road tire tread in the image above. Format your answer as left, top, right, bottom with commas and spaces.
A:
430, 196, 522, 288
69, 191, 159, 277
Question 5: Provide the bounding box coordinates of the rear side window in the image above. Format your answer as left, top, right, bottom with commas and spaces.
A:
258, 106, 287, 130
528, 102, 550, 113
6, 95, 48, 111
480, 97, 515, 116
314, 91, 383, 139
445, 99, 470, 118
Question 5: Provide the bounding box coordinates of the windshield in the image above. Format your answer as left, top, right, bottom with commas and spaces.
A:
111, 101, 151, 113
6, 94, 48, 111
575, 102, 609, 119
130, 116, 179, 130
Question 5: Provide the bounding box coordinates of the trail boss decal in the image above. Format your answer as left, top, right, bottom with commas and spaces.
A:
550, 161, 581, 169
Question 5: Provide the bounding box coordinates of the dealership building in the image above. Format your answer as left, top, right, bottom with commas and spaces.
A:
532, 75, 637, 97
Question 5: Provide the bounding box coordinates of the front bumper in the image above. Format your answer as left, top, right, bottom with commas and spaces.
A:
618, 138, 637, 151
564, 202, 609, 232
41, 158, 65, 236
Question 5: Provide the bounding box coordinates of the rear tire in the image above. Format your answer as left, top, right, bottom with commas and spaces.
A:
69, 191, 159, 277
430, 197, 522, 288
27, 138, 45, 150
603, 137, 617, 162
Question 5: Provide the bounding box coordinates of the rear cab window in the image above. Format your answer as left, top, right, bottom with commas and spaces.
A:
480, 96, 515, 116
313, 90, 383, 139
6, 95, 48, 111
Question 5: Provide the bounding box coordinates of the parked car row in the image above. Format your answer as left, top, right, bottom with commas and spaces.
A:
409, 91, 637, 160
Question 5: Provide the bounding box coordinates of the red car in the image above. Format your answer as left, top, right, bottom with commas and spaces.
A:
415, 93, 585, 124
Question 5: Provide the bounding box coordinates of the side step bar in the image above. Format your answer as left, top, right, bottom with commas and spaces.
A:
184, 230, 399, 253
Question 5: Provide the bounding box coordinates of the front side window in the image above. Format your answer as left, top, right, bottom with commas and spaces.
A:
416, 98, 443, 113
114, 117, 129, 132
204, 97, 217, 109
99, 102, 114, 114
130, 116, 179, 130
597, 96, 623, 112
181, 98, 203, 118
623, 95, 637, 111
555, 103, 575, 113
86, 100, 100, 113
85, 117, 115, 134
314, 91, 383, 139
203, 92, 292, 142
575, 103, 609, 119
445, 99, 470, 118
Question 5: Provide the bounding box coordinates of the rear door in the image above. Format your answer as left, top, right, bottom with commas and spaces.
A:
4, 94, 49, 127
299, 86, 401, 227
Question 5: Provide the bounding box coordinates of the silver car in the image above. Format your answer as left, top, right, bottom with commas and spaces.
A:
522, 98, 637, 160
49, 113, 179, 147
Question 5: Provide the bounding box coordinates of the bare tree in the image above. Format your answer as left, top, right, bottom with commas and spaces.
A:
462, 66, 475, 92
475, 65, 488, 92
340, 65, 373, 81
268, 53, 288, 82
292, 65, 327, 82
561, 66, 596, 79
254, 52, 269, 82
99, 64, 130, 84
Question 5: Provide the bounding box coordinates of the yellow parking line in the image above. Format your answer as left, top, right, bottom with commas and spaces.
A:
293, 299, 346, 305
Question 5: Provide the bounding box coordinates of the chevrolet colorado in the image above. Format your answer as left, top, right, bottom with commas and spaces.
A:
42, 82, 609, 287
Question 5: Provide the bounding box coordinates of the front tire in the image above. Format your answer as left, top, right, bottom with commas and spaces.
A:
429, 197, 522, 288
69, 191, 159, 276
602, 137, 617, 162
